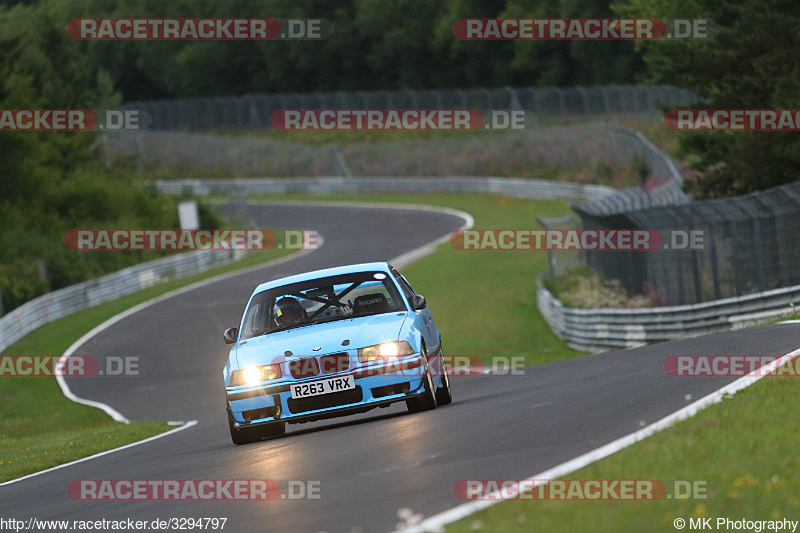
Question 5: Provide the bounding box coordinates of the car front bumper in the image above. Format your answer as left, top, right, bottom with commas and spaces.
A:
226, 354, 428, 427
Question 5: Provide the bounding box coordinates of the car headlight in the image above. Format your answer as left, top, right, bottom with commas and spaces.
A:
231, 364, 282, 386
358, 341, 414, 362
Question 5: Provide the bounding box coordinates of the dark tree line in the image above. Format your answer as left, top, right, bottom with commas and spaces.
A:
0, 0, 644, 101
0, 0, 798, 310
614, 0, 800, 199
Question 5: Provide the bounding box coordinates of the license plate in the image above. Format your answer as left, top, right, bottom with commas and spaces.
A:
290, 375, 355, 399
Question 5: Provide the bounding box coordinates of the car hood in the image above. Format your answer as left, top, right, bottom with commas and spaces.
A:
234, 312, 409, 368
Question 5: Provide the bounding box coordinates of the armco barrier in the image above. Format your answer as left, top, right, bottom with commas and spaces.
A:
0, 177, 609, 356
5, 176, 794, 357
156, 176, 800, 352
0, 249, 245, 353
537, 279, 800, 353
151, 176, 614, 203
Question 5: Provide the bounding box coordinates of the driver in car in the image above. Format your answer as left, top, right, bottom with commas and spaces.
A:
273, 297, 308, 328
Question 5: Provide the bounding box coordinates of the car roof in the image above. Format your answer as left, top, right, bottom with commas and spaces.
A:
252, 261, 394, 294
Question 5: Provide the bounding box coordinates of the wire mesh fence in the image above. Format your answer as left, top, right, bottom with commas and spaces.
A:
102, 121, 683, 181
124, 84, 695, 132
114, 83, 797, 307
573, 182, 800, 306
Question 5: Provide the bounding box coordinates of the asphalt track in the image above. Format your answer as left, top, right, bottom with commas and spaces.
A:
3, 202, 800, 532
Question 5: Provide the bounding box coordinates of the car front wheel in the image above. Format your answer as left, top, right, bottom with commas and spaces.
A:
406, 345, 437, 413
435, 352, 452, 406
228, 417, 262, 445
259, 421, 286, 439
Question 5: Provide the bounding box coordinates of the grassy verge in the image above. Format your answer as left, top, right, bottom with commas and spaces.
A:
543, 264, 661, 308
209, 114, 664, 144
244, 193, 584, 366
207, 202, 799, 532
2, 193, 582, 482
764, 307, 800, 325
0, 247, 292, 482
446, 370, 800, 533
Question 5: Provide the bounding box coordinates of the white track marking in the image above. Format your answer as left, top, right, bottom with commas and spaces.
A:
401, 347, 800, 533
239, 200, 474, 270
8, 201, 471, 485
57, 248, 314, 423
0, 421, 197, 487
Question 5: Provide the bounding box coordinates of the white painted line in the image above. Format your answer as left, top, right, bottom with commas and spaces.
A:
54, 200, 472, 423
19, 200, 470, 485
56, 247, 315, 424
401, 347, 800, 533
389, 207, 473, 268
0, 420, 198, 487
237, 200, 474, 269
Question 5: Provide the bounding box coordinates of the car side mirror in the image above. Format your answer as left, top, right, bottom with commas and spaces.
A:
223, 327, 239, 344
409, 294, 427, 311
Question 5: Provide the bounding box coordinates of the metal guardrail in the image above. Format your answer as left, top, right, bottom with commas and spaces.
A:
2, 173, 794, 357
152, 176, 614, 203
0, 249, 245, 353
0, 176, 610, 355
537, 280, 800, 353
154, 176, 800, 352
125, 84, 696, 131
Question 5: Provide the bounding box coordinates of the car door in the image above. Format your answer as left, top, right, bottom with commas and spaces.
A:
391, 267, 438, 354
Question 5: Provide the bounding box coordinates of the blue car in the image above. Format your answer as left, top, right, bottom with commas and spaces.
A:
222, 261, 452, 445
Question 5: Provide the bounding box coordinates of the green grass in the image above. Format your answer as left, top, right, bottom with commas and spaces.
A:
208, 114, 664, 145
446, 371, 800, 533
763, 307, 800, 326
1, 193, 582, 482
0, 247, 292, 482
6, 192, 796, 533
245, 193, 584, 366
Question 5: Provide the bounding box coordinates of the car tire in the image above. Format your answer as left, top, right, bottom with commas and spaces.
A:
228, 417, 262, 445
406, 345, 437, 413
435, 351, 452, 406
259, 421, 286, 439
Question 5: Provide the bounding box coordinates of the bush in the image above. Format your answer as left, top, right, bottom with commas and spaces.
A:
543, 264, 652, 309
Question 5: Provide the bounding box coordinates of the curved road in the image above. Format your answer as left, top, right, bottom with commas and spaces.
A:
3, 202, 799, 532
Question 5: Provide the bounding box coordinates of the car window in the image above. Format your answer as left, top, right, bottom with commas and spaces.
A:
391, 267, 416, 300
239, 271, 405, 340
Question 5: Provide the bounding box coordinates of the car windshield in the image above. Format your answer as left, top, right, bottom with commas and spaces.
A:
239, 271, 406, 340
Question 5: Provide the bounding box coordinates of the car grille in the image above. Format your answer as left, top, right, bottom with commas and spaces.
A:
287, 387, 363, 414
319, 352, 349, 374
289, 357, 320, 378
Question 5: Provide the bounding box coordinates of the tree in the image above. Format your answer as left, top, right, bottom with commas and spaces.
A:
613, 0, 800, 199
